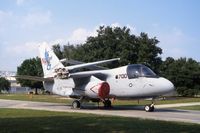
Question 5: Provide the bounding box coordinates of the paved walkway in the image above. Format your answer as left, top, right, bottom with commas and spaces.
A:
0, 99, 200, 124
156, 102, 200, 108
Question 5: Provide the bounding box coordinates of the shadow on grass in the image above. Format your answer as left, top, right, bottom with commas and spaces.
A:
76, 104, 189, 113
0, 115, 199, 133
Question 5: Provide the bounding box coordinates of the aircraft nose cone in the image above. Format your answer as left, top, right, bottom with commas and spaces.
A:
162, 78, 175, 94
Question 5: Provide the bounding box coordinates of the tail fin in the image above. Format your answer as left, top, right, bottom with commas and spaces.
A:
39, 43, 64, 77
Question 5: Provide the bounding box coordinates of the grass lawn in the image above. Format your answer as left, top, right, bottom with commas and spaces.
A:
113, 97, 200, 106
0, 108, 199, 133
174, 105, 200, 111
0, 94, 199, 106
0, 94, 72, 104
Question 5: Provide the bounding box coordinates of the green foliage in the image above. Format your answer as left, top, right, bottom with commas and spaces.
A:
0, 77, 10, 92
160, 57, 200, 96
55, 26, 162, 72
17, 57, 43, 94
52, 44, 64, 59
137, 33, 162, 73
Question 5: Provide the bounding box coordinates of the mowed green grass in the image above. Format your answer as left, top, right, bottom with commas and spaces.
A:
174, 105, 200, 111
113, 97, 200, 106
0, 108, 199, 133
0, 94, 72, 104
0, 94, 199, 106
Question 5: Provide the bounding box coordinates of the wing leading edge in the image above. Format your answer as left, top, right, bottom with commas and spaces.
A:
66, 58, 120, 71
14, 75, 53, 82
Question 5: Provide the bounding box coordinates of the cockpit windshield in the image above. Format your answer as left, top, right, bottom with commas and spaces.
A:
127, 64, 157, 79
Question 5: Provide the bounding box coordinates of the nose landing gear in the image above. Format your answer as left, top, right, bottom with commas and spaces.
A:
144, 103, 155, 112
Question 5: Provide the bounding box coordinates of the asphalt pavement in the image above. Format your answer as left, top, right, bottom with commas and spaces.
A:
0, 99, 200, 124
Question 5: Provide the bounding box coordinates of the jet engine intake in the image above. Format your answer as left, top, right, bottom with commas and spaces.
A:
84, 81, 110, 99
97, 82, 110, 99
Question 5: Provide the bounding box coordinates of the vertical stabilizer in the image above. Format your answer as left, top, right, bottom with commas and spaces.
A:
39, 43, 64, 77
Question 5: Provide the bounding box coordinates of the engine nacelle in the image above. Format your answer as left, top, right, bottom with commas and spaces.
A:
84, 81, 110, 99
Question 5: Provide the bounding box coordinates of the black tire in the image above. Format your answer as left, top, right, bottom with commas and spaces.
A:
72, 100, 81, 109
104, 100, 112, 108
150, 105, 155, 112
144, 105, 151, 112
145, 104, 155, 112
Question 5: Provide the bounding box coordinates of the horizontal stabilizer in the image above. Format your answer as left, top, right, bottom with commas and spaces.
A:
13, 75, 53, 82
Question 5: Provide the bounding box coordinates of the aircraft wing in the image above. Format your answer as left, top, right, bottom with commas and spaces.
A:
66, 58, 120, 71
65, 59, 107, 70
70, 71, 105, 78
14, 75, 53, 82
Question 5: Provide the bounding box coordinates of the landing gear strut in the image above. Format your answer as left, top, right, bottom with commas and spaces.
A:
144, 103, 154, 112
103, 99, 112, 108
72, 100, 81, 109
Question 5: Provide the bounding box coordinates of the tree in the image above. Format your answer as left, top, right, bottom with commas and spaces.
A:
160, 57, 200, 96
52, 44, 64, 59
63, 43, 76, 59
17, 57, 43, 94
137, 33, 162, 73
65, 26, 162, 72
0, 77, 10, 93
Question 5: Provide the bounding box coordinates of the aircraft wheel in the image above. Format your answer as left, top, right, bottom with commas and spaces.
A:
72, 100, 81, 109
144, 104, 154, 112
144, 105, 150, 112
104, 100, 112, 108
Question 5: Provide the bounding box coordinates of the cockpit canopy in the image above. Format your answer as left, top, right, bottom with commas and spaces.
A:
127, 64, 157, 79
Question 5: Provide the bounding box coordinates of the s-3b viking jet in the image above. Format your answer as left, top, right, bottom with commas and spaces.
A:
15, 43, 174, 112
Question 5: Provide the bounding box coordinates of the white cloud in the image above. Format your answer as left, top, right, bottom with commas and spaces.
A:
16, 0, 27, 6
5, 42, 38, 55
152, 23, 159, 28
164, 47, 185, 59
172, 27, 183, 37
21, 11, 52, 28
66, 22, 136, 43
50, 39, 65, 46
45, 22, 138, 45
110, 22, 137, 34
0, 9, 52, 34
0, 10, 16, 35
1, 41, 40, 71
126, 24, 138, 35
154, 27, 195, 59
67, 28, 97, 44
159, 27, 184, 47
0, 23, 139, 71
5, 22, 134, 56
0, 10, 13, 23
66, 22, 137, 44
111, 22, 121, 27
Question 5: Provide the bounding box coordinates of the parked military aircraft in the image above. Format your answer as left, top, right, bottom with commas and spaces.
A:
15, 43, 174, 112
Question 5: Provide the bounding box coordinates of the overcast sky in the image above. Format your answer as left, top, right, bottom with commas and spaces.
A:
0, 0, 200, 71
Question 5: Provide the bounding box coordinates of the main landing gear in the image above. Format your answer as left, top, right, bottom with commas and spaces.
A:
72, 100, 81, 109
71, 99, 112, 109
103, 99, 112, 108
